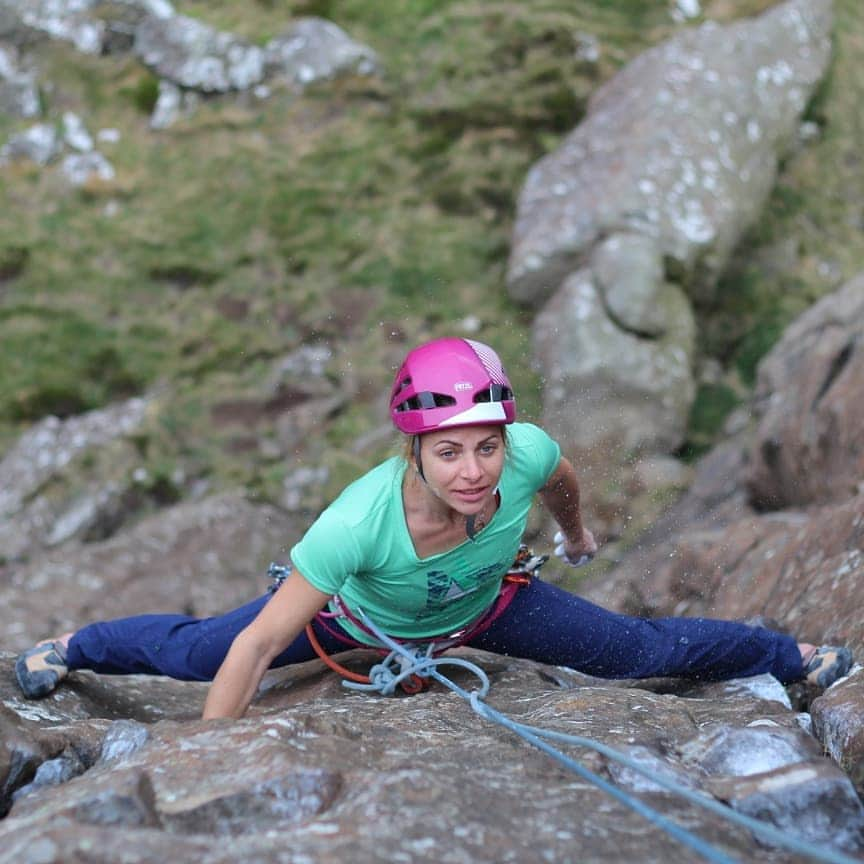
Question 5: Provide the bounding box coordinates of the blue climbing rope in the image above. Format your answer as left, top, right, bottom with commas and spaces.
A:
343, 607, 861, 864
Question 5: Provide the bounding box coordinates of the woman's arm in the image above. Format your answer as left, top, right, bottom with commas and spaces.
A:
539, 456, 597, 561
202, 570, 331, 720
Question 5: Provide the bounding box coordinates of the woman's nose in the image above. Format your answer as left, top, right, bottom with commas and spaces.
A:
460, 454, 482, 479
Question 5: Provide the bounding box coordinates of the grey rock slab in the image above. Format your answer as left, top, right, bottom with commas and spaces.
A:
134, 13, 265, 92
264, 17, 380, 88
0, 649, 836, 863
507, 0, 833, 306
533, 268, 695, 453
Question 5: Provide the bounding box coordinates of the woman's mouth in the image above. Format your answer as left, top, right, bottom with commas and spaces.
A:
452, 486, 488, 503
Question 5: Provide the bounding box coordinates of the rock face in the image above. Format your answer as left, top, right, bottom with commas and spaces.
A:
745, 273, 864, 510
2, 651, 863, 863
0, 492, 304, 652
510, 0, 833, 538
0, 398, 151, 562
580, 273, 864, 803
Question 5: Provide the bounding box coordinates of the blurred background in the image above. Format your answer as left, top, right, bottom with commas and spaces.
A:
1, 0, 862, 589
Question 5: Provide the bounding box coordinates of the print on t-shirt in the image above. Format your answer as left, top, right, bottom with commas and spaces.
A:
417, 561, 506, 620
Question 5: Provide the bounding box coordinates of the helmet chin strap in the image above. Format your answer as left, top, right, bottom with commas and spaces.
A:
412, 435, 478, 542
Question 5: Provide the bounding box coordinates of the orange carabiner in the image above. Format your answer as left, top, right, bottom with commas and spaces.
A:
400, 673, 429, 695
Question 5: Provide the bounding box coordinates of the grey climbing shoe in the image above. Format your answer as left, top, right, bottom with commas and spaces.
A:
804, 645, 853, 690
15, 641, 69, 698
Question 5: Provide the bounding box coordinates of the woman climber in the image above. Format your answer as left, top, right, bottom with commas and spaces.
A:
15, 337, 853, 718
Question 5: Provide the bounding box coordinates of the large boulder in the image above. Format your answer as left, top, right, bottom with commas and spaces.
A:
134, 14, 266, 93
508, 0, 833, 306
512, 0, 833, 537
533, 266, 696, 455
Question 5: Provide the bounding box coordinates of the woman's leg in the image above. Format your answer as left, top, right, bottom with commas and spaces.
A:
66, 595, 349, 682
467, 578, 804, 684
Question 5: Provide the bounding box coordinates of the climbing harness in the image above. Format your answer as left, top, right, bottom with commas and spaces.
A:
341, 606, 861, 864
268, 546, 548, 695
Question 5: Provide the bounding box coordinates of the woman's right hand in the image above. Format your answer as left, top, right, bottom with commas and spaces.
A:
202, 570, 330, 720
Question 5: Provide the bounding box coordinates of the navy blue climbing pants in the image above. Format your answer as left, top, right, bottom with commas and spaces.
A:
65, 577, 804, 684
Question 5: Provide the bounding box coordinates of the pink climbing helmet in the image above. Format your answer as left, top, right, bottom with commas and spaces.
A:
389, 337, 516, 434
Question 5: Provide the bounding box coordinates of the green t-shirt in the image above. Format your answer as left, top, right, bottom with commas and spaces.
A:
290, 422, 561, 644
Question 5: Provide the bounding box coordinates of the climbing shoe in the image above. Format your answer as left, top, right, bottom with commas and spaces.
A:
15, 641, 69, 698
803, 645, 853, 690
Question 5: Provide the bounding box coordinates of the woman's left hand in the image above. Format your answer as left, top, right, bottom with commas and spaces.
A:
553, 528, 598, 568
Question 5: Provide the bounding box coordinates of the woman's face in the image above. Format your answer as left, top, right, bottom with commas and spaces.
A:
417, 425, 505, 514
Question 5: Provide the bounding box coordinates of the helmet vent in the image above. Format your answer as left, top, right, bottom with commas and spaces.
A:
394, 391, 457, 413
474, 384, 513, 404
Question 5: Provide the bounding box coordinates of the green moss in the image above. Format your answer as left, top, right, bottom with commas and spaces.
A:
0, 307, 144, 421
679, 382, 741, 462
127, 73, 161, 115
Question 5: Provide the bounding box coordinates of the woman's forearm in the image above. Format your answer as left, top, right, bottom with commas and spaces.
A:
202, 629, 275, 719
539, 457, 585, 540
201, 569, 331, 720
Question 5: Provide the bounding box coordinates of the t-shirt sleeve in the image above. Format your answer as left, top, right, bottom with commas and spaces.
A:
289, 505, 363, 596
513, 422, 561, 488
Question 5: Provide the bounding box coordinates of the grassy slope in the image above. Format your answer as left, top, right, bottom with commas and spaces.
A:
0, 0, 861, 500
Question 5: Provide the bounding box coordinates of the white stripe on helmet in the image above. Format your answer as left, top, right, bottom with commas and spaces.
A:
437, 402, 507, 427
